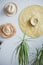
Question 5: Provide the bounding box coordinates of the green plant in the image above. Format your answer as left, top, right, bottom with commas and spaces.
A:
11, 34, 29, 65
16, 34, 29, 65
31, 44, 43, 65
11, 34, 43, 65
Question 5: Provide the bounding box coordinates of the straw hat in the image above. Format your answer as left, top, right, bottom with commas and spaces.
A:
0, 23, 16, 38
19, 5, 43, 37
4, 2, 17, 16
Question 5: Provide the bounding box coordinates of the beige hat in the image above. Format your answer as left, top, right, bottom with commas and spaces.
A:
0, 23, 16, 38
4, 2, 17, 16
19, 5, 43, 37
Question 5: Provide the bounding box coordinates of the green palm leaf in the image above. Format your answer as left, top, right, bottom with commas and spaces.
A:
16, 34, 29, 65
31, 45, 43, 65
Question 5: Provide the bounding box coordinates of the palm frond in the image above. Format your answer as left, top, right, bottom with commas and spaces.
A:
16, 34, 29, 65
31, 45, 43, 65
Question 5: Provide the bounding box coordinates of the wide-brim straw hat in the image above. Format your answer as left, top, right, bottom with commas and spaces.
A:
19, 5, 43, 37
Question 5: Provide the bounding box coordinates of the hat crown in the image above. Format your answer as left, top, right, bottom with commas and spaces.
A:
30, 17, 38, 26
